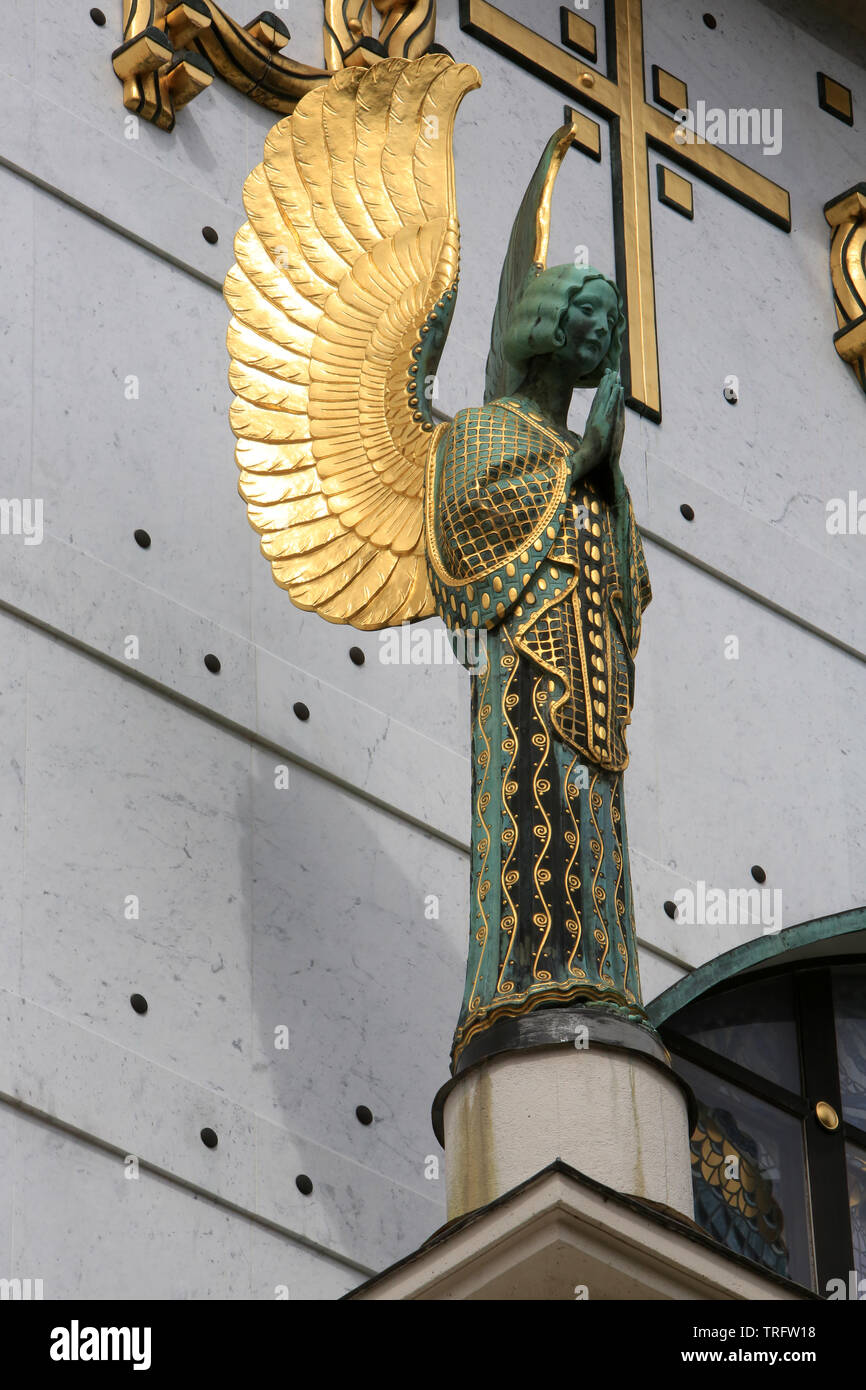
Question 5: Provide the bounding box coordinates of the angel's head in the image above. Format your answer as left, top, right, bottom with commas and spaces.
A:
503, 265, 625, 389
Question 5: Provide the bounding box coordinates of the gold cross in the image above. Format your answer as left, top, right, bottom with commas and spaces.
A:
460, 0, 791, 421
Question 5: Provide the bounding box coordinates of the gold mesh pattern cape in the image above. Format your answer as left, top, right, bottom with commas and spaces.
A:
426, 397, 652, 771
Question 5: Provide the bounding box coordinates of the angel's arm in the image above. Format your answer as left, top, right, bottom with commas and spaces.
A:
459, 456, 545, 525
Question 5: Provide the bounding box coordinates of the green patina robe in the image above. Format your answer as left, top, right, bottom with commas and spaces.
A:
425, 396, 655, 1070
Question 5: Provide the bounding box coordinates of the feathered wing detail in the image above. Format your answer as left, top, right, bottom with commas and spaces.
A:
225, 54, 480, 629
484, 119, 579, 404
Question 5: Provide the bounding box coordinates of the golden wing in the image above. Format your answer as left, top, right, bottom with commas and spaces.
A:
225, 54, 480, 629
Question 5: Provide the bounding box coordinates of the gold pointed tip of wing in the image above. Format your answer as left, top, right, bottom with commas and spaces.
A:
422, 57, 483, 104
424, 58, 482, 94
531, 122, 584, 269
456, 62, 483, 94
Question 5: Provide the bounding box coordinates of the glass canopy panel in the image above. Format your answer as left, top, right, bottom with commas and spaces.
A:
675, 1055, 813, 1290
833, 967, 866, 1132
670, 975, 800, 1093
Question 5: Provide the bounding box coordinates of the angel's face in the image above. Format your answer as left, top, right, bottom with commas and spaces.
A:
558, 281, 619, 379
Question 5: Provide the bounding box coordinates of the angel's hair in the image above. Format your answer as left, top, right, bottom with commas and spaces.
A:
502, 264, 626, 388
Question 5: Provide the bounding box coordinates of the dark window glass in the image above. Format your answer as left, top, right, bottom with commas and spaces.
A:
671, 976, 800, 1093
833, 967, 866, 1131
675, 1055, 814, 1289
846, 1144, 866, 1286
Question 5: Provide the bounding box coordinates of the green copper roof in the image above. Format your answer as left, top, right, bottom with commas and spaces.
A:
648, 905, 866, 1026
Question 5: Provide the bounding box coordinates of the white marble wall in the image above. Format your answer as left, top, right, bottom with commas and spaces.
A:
0, 0, 863, 1296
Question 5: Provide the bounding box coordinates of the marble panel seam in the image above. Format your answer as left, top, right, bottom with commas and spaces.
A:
0, 1091, 377, 1278
0, 566, 471, 851
0, 989, 444, 1272
0, 155, 223, 295
643, 526, 866, 664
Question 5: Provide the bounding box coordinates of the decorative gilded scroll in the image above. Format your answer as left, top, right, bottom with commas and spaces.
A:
112, 1, 441, 132
323, 1, 439, 72
824, 183, 866, 397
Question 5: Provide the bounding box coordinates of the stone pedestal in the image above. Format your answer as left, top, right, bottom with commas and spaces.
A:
433, 1010, 695, 1223
346, 1163, 811, 1301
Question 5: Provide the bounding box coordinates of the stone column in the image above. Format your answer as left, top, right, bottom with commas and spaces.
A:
433, 1010, 695, 1223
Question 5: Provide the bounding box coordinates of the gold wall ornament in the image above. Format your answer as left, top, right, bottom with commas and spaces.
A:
459, 0, 792, 422
113, 1, 442, 132
824, 183, 866, 398
817, 71, 854, 126
323, 1, 439, 72
225, 55, 480, 628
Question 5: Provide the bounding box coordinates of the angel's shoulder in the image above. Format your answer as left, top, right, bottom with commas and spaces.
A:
450, 403, 502, 427
445, 400, 532, 444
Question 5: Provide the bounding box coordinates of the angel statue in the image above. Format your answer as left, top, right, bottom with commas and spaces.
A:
225, 54, 656, 1076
